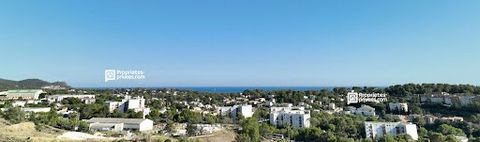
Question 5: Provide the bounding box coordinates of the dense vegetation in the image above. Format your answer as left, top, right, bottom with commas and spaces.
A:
1, 83, 480, 142
236, 84, 480, 142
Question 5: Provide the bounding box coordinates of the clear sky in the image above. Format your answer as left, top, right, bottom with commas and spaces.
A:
1, 0, 479, 87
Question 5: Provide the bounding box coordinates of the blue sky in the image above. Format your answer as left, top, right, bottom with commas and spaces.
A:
1, 0, 479, 87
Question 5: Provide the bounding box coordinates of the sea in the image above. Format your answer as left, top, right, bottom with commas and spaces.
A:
83, 86, 348, 94
172, 87, 336, 94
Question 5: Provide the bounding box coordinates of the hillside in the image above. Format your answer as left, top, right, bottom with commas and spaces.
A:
0, 118, 59, 141
0, 78, 70, 90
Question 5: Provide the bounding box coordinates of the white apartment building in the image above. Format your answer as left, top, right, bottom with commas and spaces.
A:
364, 122, 418, 140
47, 94, 96, 104
420, 92, 480, 107
270, 106, 310, 128
388, 103, 408, 113
420, 92, 452, 106
346, 105, 376, 116
107, 95, 150, 118
216, 105, 254, 119
426, 115, 464, 124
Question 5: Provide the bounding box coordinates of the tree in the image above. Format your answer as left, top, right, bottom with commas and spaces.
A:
380, 135, 395, 142
111, 109, 128, 118
79, 103, 109, 119
235, 134, 251, 142
204, 115, 216, 124
410, 105, 423, 115
77, 121, 90, 132
259, 123, 275, 138
437, 124, 465, 136
469, 114, 480, 123
3, 107, 26, 124
412, 117, 426, 127
147, 109, 161, 121
445, 135, 459, 142
418, 127, 429, 140
295, 127, 325, 142
126, 109, 143, 118
238, 117, 260, 142
394, 134, 413, 142
176, 110, 202, 123
429, 132, 445, 142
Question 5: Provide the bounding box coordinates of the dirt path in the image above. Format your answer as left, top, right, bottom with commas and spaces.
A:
192, 130, 237, 142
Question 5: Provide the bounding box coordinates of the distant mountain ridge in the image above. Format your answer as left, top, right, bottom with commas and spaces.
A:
0, 78, 70, 90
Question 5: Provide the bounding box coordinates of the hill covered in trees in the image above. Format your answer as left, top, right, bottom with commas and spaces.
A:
385, 83, 480, 96
0, 78, 69, 90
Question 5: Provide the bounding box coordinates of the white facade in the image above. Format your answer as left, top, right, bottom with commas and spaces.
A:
420, 92, 452, 106
9, 100, 40, 107
47, 94, 96, 104
388, 103, 408, 113
237, 105, 254, 118
22, 107, 51, 113
426, 115, 463, 124
85, 118, 153, 132
216, 105, 254, 119
108, 95, 151, 118
421, 92, 478, 107
191, 124, 223, 135
346, 105, 376, 116
328, 103, 336, 110
364, 122, 418, 140
12, 101, 27, 107
270, 106, 310, 128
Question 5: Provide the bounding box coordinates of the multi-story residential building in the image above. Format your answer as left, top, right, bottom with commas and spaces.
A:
216, 105, 254, 119
408, 114, 464, 124
107, 95, 150, 118
346, 105, 376, 116
270, 106, 310, 128
430, 116, 464, 124
419, 92, 479, 107
421, 92, 452, 106
364, 122, 418, 140
389, 103, 408, 113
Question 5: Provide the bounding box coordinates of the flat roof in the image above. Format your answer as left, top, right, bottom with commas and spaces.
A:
85, 118, 151, 124
7, 89, 44, 93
